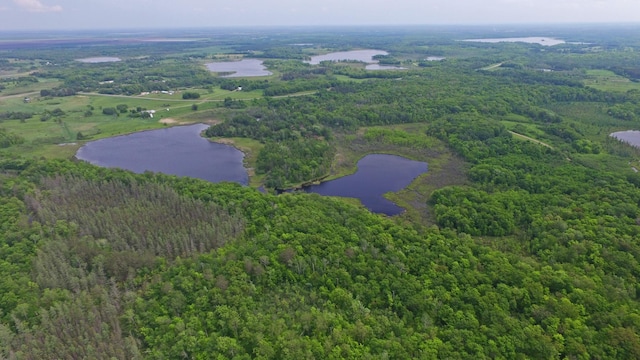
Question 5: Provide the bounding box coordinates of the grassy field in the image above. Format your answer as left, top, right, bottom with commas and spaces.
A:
0, 91, 207, 159
209, 136, 265, 187
0, 78, 62, 96
584, 69, 640, 92
163, 45, 235, 58
333, 75, 368, 83
0, 57, 464, 219
549, 102, 630, 135
0, 69, 273, 157
331, 123, 464, 224
479, 62, 503, 71
500, 118, 546, 136
389, 152, 467, 226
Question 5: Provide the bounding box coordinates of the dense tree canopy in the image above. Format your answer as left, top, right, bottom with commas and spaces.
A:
3, 25, 640, 359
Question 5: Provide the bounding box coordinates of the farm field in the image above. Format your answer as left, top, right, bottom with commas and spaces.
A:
3, 25, 640, 359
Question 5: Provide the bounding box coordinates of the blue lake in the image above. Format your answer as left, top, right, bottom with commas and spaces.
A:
76, 126, 427, 215
76, 57, 122, 63
306, 49, 408, 72
303, 154, 428, 216
205, 59, 272, 77
462, 37, 565, 46
75, 124, 249, 185
306, 49, 388, 65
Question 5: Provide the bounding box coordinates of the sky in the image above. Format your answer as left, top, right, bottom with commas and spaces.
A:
1, 0, 639, 30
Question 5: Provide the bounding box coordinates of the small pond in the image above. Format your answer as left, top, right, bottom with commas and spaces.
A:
611, 130, 640, 148
76, 124, 248, 184
76, 57, 122, 63
306, 49, 388, 65
303, 154, 428, 216
462, 37, 565, 46
205, 59, 272, 77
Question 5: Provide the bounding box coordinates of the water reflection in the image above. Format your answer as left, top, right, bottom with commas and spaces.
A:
303, 154, 427, 216
76, 124, 249, 184
306, 49, 388, 65
205, 59, 272, 77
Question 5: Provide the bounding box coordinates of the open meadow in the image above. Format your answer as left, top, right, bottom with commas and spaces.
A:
3, 25, 640, 359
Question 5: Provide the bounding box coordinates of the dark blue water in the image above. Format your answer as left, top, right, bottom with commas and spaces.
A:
76, 124, 248, 185
77, 129, 427, 215
303, 154, 428, 216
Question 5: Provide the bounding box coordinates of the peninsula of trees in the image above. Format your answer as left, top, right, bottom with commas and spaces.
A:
1, 25, 640, 358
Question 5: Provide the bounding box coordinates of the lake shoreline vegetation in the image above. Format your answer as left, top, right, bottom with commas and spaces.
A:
3, 25, 640, 358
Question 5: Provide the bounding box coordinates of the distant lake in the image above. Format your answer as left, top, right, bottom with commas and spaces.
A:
303, 154, 428, 216
462, 37, 565, 46
611, 130, 640, 148
205, 59, 272, 77
76, 124, 249, 184
76, 57, 122, 63
306, 49, 388, 65
426, 56, 445, 61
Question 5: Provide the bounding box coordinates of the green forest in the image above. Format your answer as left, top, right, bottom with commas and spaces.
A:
2, 25, 640, 358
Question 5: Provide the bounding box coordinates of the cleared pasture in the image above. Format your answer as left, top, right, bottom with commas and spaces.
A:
584, 69, 640, 92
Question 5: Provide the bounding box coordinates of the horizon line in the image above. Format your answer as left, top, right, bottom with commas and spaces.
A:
2, 22, 640, 33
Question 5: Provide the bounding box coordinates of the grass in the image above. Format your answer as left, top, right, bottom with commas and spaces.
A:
500, 119, 546, 137
0, 78, 61, 96
0, 51, 321, 161
508, 131, 553, 149
208, 136, 264, 187
163, 45, 234, 58
331, 123, 466, 224
573, 151, 638, 173
0, 67, 461, 222
584, 69, 640, 92
0, 75, 274, 159
549, 102, 630, 137
0, 90, 194, 158
333, 75, 368, 83
1, 81, 465, 226
388, 152, 467, 226
480, 62, 503, 71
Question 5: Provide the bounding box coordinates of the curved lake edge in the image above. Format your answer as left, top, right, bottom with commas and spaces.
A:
610, 130, 640, 147
298, 153, 429, 216
73, 122, 211, 157
205, 136, 264, 186
305, 49, 389, 65
73, 124, 315, 190
72, 121, 201, 156
205, 59, 272, 77
609, 130, 640, 173
218, 145, 430, 216
75, 123, 249, 185
74, 124, 430, 216
275, 150, 417, 191
76, 57, 122, 63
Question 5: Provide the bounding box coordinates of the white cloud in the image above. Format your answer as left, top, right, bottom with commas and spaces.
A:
13, 0, 62, 13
